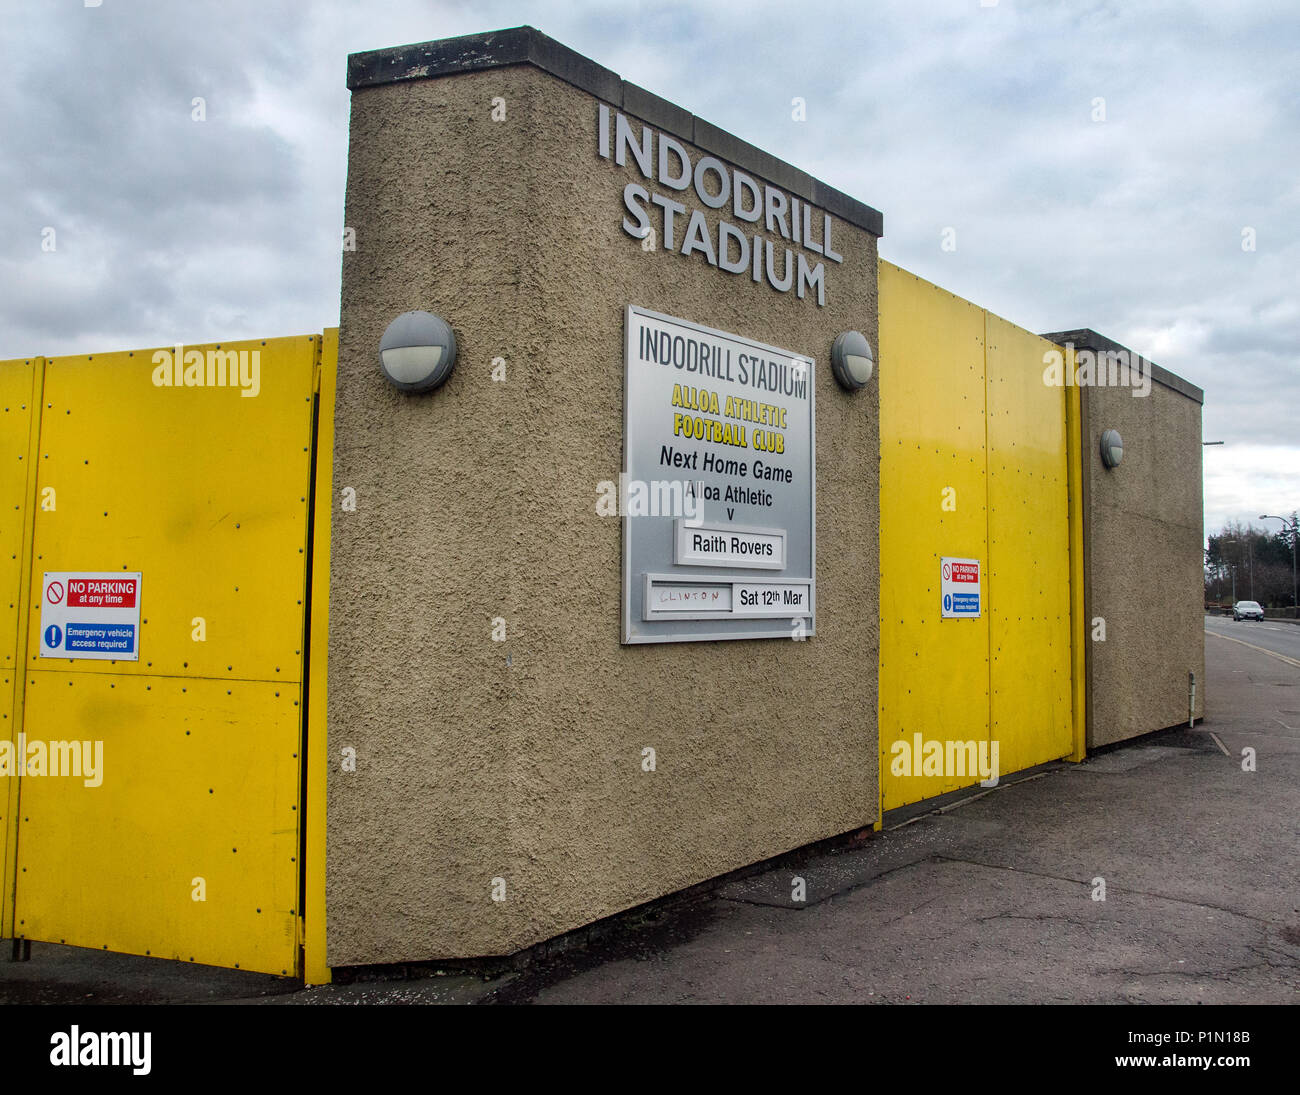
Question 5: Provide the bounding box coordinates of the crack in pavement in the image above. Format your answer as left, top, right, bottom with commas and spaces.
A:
974, 912, 1098, 929
1121, 960, 1289, 983
716, 853, 946, 910
930, 855, 1289, 927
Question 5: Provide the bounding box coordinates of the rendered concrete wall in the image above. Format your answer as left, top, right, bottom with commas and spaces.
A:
327, 40, 881, 964
1063, 333, 1205, 747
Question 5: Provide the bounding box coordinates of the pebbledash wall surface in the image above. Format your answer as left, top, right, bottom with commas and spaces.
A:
328, 28, 882, 965
1044, 330, 1206, 748
323, 26, 1204, 966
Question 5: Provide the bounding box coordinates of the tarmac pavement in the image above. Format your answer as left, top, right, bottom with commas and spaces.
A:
483, 628, 1297, 1003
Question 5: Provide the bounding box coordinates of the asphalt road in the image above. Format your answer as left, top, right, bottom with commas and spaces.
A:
1205, 612, 1300, 665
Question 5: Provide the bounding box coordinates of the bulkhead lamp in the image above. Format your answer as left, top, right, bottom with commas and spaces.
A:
830, 330, 874, 391
1100, 428, 1124, 469
378, 310, 457, 392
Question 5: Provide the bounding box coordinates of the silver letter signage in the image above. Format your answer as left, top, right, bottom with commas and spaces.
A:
599, 105, 839, 306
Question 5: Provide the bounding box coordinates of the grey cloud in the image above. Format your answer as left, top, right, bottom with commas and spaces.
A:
0, 0, 1294, 538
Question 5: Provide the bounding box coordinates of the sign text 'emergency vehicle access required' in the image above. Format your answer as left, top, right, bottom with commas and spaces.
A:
940, 557, 981, 619
622, 306, 815, 643
40, 572, 142, 660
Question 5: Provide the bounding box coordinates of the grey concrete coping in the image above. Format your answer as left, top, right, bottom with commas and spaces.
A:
1040, 328, 1204, 404
347, 26, 885, 240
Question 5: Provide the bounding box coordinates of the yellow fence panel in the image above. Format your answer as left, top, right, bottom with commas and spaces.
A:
880, 264, 1079, 812
303, 328, 336, 985
11, 336, 318, 975
14, 674, 300, 974
1, 358, 42, 938
24, 338, 316, 681
984, 316, 1074, 774
1065, 363, 1087, 762
879, 263, 992, 810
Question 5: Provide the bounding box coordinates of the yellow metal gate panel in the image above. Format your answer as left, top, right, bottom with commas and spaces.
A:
0, 361, 38, 671
1065, 368, 1087, 762
303, 329, 337, 985
13, 336, 318, 975
2, 358, 42, 937
984, 316, 1074, 774
24, 338, 316, 681
14, 674, 300, 974
879, 263, 992, 810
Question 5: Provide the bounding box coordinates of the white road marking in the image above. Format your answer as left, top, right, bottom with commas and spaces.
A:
1208, 732, 1231, 756
1205, 629, 1300, 670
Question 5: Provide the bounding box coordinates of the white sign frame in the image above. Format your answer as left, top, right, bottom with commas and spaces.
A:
621, 306, 816, 644
673, 518, 786, 570
40, 571, 143, 661
940, 557, 982, 619
642, 574, 814, 623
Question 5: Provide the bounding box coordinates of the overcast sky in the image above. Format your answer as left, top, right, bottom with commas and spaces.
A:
2, 0, 1295, 540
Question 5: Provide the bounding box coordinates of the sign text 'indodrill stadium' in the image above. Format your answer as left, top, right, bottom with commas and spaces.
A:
598, 105, 843, 306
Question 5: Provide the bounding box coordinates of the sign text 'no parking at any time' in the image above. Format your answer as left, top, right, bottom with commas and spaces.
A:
40, 572, 143, 661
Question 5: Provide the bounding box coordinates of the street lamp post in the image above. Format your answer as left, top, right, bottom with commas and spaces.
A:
1260, 514, 1299, 619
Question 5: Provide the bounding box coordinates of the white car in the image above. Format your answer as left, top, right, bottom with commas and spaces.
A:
1233, 600, 1265, 621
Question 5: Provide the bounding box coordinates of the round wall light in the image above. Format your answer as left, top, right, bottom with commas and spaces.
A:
830, 330, 874, 391
378, 310, 457, 392
1100, 428, 1124, 469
